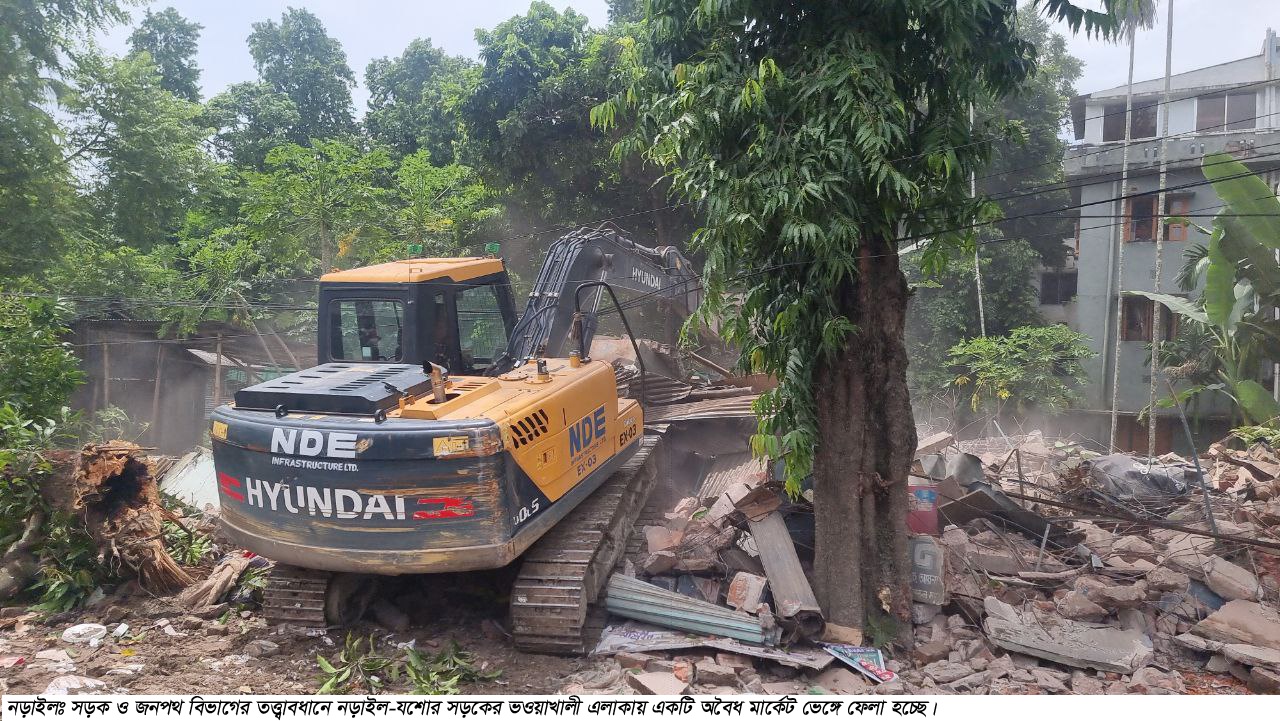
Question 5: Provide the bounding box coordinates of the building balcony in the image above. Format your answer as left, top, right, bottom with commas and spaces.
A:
1064, 127, 1280, 177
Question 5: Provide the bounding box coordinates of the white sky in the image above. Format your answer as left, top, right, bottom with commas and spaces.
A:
96, 0, 1280, 112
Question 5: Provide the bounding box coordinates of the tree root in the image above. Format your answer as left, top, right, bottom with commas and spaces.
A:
63, 442, 194, 595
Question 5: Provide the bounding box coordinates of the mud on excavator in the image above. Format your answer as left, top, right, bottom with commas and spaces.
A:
209, 224, 701, 654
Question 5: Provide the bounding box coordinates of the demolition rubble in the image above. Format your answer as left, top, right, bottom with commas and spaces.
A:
1, 341, 1279, 696
567, 429, 1280, 696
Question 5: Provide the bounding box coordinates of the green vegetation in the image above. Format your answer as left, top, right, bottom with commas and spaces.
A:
1138, 154, 1280, 427
593, 0, 1114, 630
947, 325, 1094, 418
316, 634, 498, 694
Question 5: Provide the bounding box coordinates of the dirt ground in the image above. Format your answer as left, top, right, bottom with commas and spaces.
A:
0, 585, 606, 696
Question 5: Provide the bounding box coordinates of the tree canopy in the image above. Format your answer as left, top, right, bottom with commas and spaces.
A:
248, 7, 357, 143
127, 6, 203, 102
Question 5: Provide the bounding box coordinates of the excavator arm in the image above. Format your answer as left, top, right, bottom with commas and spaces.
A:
491, 222, 701, 374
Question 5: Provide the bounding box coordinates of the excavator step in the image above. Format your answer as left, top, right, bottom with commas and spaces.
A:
510, 435, 660, 655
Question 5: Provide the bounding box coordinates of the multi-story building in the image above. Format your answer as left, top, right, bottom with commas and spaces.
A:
1050, 29, 1280, 452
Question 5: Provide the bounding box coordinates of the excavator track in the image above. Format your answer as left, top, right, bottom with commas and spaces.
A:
262, 565, 331, 627
510, 435, 660, 655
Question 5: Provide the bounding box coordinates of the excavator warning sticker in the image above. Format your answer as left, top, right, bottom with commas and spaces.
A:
432, 436, 470, 456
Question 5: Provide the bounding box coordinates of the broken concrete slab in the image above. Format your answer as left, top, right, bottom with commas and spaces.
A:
1173, 632, 1224, 654
644, 526, 682, 553
1249, 667, 1280, 694
1088, 582, 1147, 611
921, 660, 972, 684
1223, 643, 1280, 671
1192, 600, 1280, 649
983, 597, 1153, 673
813, 666, 872, 694
1055, 591, 1108, 621
694, 661, 737, 686
1202, 556, 1261, 602
1146, 567, 1190, 593
626, 671, 688, 695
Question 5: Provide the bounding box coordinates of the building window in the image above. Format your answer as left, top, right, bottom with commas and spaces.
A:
1165, 194, 1192, 241
1102, 101, 1158, 142
1040, 271, 1078, 305
1121, 296, 1177, 341
1125, 195, 1193, 242
1197, 92, 1256, 132
1124, 196, 1157, 242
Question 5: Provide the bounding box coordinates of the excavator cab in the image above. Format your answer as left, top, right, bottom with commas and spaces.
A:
317, 258, 519, 376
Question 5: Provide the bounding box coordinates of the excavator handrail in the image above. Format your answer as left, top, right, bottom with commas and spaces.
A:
573, 281, 647, 407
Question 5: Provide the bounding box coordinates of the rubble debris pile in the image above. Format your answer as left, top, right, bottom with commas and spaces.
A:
581, 428, 1280, 695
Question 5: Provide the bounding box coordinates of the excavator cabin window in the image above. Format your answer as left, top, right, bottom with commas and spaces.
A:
453, 285, 509, 374
330, 299, 404, 362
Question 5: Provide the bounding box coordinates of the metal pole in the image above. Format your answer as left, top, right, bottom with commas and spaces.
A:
1149, 0, 1174, 459
213, 333, 223, 409
971, 103, 987, 337
1109, 30, 1139, 452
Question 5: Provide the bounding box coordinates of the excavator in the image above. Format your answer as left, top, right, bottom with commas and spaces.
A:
209, 223, 701, 654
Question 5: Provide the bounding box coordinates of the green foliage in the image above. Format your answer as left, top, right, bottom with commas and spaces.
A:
1139, 153, 1280, 428
0, 405, 112, 612
66, 51, 220, 249
127, 7, 203, 102
404, 641, 500, 695
243, 140, 393, 271
906, 237, 1043, 397
597, 0, 1045, 490
0, 295, 83, 419
393, 154, 500, 259
0, 0, 127, 276
316, 633, 397, 694
206, 81, 302, 169
365, 39, 475, 163
947, 325, 1094, 416
1229, 425, 1280, 448
161, 521, 213, 566
248, 8, 357, 143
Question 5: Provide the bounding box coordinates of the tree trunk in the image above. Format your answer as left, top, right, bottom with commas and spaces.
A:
811, 239, 916, 639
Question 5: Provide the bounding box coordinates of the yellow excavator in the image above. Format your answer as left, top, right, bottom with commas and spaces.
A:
209, 224, 700, 653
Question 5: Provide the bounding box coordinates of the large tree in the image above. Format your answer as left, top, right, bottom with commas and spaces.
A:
599, 0, 1114, 631
205, 80, 301, 169
0, 0, 125, 275
66, 52, 217, 250
127, 6, 203, 102
247, 8, 357, 143
365, 39, 475, 163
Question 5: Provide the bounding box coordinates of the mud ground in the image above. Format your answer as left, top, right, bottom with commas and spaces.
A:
0, 585, 605, 696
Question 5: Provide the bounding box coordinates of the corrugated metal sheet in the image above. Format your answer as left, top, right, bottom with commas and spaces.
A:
603, 573, 781, 646
698, 453, 769, 500
643, 395, 759, 423
748, 512, 824, 639
613, 364, 693, 405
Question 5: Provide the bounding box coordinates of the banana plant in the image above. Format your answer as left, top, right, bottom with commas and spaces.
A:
1131, 153, 1280, 427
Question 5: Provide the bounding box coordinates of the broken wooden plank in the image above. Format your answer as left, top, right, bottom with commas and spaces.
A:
747, 511, 824, 640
